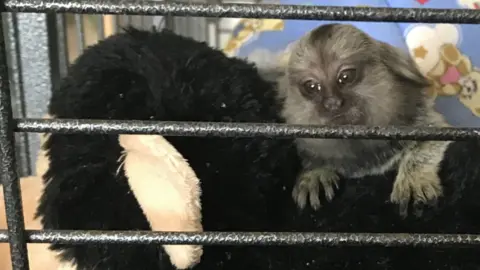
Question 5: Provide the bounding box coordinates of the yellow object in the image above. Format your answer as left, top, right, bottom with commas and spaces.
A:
223, 18, 285, 56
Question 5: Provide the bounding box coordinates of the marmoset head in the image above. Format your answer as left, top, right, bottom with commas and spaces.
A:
281, 23, 431, 127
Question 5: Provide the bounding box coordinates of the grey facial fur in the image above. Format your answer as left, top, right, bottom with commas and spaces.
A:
277, 23, 450, 216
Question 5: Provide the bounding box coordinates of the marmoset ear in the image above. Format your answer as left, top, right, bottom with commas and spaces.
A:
378, 41, 431, 89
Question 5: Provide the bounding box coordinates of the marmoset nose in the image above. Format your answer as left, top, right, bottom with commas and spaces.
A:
323, 97, 344, 112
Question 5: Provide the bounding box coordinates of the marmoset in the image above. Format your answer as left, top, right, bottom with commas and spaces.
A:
276, 23, 451, 216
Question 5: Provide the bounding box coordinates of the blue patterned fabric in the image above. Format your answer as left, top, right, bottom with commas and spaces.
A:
225, 0, 480, 127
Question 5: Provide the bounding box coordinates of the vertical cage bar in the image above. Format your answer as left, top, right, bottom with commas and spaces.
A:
97, 15, 105, 40
112, 15, 119, 34
214, 19, 220, 48
124, 15, 131, 27
164, 0, 175, 30
153, 16, 165, 30
164, 15, 175, 30
59, 14, 70, 71
47, 14, 65, 92
56, 14, 69, 79
0, 14, 30, 270
141, 15, 149, 30
207, 0, 221, 48
74, 14, 85, 55
116, 15, 124, 32
132, 15, 142, 29
206, 18, 220, 48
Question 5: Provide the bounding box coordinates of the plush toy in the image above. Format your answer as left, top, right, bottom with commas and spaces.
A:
36, 27, 480, 270
0, 126, 204, 269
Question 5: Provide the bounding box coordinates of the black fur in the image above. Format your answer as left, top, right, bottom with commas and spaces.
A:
37, 28, 480, 269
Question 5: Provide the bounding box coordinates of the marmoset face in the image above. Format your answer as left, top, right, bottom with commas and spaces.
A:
282, 23, 430, 127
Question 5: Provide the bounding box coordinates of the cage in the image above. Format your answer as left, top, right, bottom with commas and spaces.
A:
1, 0, 480, 269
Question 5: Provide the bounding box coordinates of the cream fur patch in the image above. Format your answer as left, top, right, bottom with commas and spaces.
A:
119, 134, 203, 269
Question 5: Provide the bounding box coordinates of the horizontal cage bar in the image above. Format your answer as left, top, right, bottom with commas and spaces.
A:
14, 118, 480, 141
0, 230, 479, 247
2, 0, 480, 24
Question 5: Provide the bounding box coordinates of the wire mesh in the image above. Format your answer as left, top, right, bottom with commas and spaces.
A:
1, 1, 480, 270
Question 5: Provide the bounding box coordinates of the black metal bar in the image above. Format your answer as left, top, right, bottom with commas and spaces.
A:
74, 14, 85, 55
97, 15, 105, 40
0, 14, 30, 270
0, 230, 478, 248
14, 118, 480, 141
59, 14, 70, 77
3, 0, 480, 24
164, 0, 176, 31
47, 13, 66, 93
